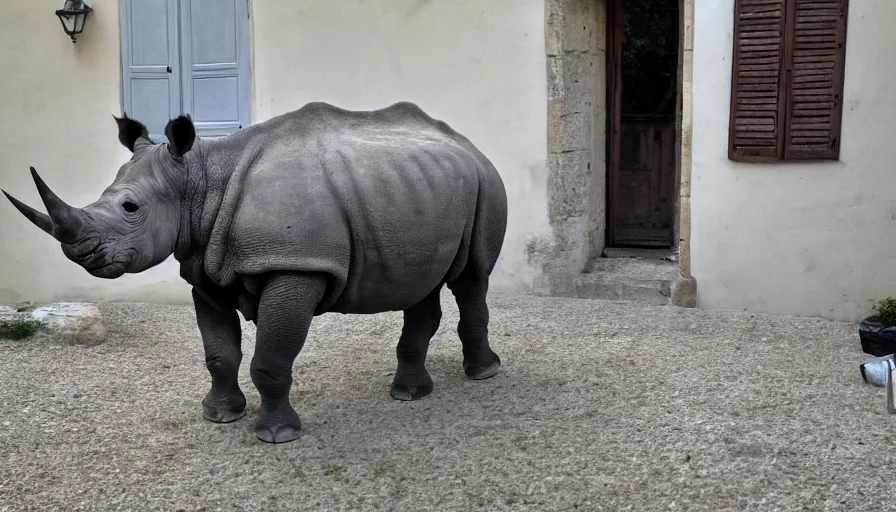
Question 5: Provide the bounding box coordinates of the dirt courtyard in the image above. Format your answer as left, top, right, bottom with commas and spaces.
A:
0, 293, 894, 511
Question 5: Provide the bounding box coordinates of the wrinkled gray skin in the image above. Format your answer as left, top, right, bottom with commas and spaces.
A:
3, 101, 508, 444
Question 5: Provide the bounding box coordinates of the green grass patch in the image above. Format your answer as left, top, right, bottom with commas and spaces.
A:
0, 317, 42, 340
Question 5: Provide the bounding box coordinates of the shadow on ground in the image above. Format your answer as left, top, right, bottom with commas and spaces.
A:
0, 294, 893, 510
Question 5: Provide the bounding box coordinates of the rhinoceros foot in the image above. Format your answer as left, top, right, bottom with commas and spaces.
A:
201, 388, 247, 424
464, 351, 502, 380
389, 371, 434, 401
255, 405, 303, 444
255, 424, 303, 444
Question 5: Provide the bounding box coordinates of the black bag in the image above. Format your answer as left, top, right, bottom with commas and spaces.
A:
859, 316, 896, 357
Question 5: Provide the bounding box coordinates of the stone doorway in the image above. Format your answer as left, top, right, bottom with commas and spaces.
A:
541, 0, 695, 306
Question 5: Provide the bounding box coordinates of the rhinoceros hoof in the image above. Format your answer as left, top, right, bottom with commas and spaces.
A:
389, 375, 434, 401
201, 390, 247, 424
255, 424, 303, 444
202, 402, 247, 424
464, 354, 501, 380
255, 406, 303, 444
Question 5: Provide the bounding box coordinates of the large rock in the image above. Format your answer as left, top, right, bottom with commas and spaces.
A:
0, 303, 106, 346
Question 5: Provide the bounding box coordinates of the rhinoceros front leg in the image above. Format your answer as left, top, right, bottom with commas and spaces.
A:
251, 272, 327, 444
192, 288, 247, 423
390, 285, 443, 401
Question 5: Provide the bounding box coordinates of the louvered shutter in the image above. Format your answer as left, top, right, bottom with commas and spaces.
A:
119, 0, 182, 143
728, 0, 788, 162
179, 0, 251, 138
783, 0, 849, 159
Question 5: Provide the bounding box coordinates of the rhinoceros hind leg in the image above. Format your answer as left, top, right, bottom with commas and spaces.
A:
448, 272, 501, 380
390, 285, 443, 401
251, 272, 327, 444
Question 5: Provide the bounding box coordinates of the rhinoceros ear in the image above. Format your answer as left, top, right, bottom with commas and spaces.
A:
164, 115, 196, 158
113, 113, 151, 153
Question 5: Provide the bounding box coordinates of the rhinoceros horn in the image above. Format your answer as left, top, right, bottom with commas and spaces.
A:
2, 167, 84, 243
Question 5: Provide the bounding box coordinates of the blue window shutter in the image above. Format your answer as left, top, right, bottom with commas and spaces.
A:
119, 0, 181, 143
179, 0, 251, 137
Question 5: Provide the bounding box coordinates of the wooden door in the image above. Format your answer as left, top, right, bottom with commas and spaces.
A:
606, 0, 679, 248
119, 0, 251, 141
119, 0, 182, 142
611, 114, 676, 246
179, 0, 252, 137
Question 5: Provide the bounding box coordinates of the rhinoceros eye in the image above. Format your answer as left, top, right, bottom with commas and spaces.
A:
122, 201, 139, 213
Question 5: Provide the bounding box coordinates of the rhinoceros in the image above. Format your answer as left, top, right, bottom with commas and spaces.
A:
2, 101, 508, 444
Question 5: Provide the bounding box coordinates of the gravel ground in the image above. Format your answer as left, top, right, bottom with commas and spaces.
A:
0, 293, 894, 511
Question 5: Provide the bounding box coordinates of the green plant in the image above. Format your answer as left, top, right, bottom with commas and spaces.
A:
873, 297, 896, 327
0, 317, 42, 340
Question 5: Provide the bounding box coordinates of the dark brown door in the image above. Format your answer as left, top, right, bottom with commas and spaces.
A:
607, 0, 679, 248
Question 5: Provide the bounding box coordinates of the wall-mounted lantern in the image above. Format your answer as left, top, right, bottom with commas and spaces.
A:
55, 0, 93, 43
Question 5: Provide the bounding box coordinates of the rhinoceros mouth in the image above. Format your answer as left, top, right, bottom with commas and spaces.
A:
65, 239, 101, 262
62, 236, 109, 268
85, 260, 127, 279
68, 242, 129, 279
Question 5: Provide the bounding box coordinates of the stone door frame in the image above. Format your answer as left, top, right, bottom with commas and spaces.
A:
541, 0, 696, 306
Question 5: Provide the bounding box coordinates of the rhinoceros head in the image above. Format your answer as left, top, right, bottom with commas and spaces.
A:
2, 114, 196, 279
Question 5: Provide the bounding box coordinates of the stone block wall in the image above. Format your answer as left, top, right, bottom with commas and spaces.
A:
532, 0, 607, 296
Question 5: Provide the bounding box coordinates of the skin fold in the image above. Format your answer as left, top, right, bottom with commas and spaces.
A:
2, 102, 509, 444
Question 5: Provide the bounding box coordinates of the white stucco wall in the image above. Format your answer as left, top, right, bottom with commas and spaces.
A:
691, 1, 896, 321
0, 0, 550, 305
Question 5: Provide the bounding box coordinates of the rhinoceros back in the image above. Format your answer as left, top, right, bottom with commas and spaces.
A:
200, 102, 497, 314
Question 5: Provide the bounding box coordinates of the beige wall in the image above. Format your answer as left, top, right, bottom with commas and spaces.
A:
0, 0, 551, 304
691, 1, 896, 321
251, 0, 551, 292
0, 0, 192, 305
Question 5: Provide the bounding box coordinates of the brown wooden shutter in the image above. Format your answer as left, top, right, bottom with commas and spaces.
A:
728, 0, 788, 162
783, 0, 849, 159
